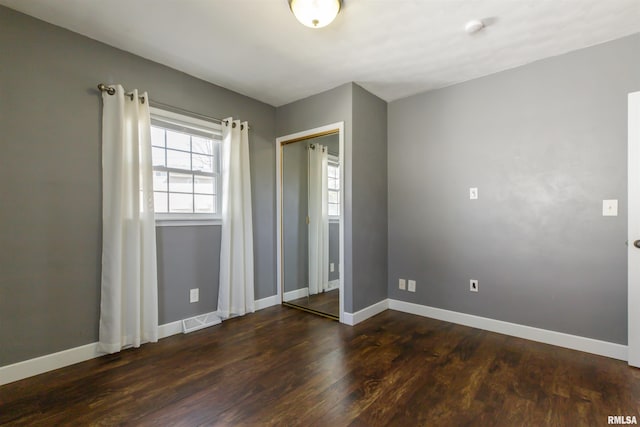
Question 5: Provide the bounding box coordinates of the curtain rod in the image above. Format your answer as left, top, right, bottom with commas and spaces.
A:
97, 83, 146, 103
307, 143, 326, 152
97, 83, 249, 129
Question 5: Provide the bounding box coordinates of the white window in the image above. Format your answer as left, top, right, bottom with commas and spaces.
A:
328, 156, 340, 218
149, 107, 222, 222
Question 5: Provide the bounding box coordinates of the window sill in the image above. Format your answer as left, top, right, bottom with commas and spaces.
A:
155, 215, 222, 227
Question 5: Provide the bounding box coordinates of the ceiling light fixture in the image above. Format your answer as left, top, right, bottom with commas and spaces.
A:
289, 0, 342, 29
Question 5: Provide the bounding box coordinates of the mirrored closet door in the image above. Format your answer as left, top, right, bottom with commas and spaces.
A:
276, 124, 344, 321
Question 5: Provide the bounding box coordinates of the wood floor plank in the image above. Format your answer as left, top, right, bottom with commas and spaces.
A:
1, 306, 639, 426
288, 289, 339, 318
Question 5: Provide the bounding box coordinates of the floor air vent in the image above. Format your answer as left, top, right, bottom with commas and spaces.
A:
182, 312, 222, 334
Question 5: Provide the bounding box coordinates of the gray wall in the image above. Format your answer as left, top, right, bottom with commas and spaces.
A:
323, 134, 340, 157
276, 83, 389, 313
276, 83, 355, 311
329, 223, 340, 282
156, 227, 220, 323
351, 84, 388, 311
282, 141, 308, 292
0, 7, 276, 366
388, 34, 640, 344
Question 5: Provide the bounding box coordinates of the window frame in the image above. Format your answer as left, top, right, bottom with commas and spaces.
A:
149, 107, 222, 226
327, 154, 340, 222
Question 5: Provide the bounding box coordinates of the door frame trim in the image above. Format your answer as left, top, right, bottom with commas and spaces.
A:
628, 91, 640, 366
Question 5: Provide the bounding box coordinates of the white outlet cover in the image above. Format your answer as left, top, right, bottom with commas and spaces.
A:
190, 288, 199, 303
470, 187, 478, 200
602, 199, 618, 216
399, 279, 406, 290
330, 263, 335, 272
408, 280, 416, 292
470, 280, 478, 292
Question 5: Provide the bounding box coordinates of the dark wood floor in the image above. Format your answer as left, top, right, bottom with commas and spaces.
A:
1, 306, 639, 426
288, 289, 339, 318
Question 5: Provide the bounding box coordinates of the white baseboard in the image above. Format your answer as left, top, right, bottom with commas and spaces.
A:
388, 299, 628, 361
7, 296, 622, 387
158, 320, 183, 339
284, 287, 308, 301
254, 294, 280, 311
0, 294, 282, 386
326, 280, 339, 291
344, 299, 389, 326
0, 342, 101, 386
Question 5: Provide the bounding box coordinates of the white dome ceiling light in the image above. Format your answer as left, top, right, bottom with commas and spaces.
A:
289, 0, 342, 29
465, 19, 485, 34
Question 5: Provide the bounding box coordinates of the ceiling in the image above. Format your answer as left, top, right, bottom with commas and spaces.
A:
2, 0, 639, 107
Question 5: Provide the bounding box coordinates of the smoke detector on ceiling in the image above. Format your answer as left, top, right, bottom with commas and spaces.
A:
465, 20, 485, 34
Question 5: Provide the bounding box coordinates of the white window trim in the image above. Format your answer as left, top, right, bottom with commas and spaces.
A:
328, 155, 340, 221
156, 215, 222, 227
150, 107, 222, 135
150, 107, 222, 226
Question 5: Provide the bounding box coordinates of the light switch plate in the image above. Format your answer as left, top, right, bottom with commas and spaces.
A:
603, 199, 618, 216
470, 187, 478, 200
399, 279, 406, 290
330, 263, 335, 272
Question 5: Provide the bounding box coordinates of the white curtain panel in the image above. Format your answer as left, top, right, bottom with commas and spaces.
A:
99, 85, 158, 354
218, 119, 255, 319
308, 144, 329, 295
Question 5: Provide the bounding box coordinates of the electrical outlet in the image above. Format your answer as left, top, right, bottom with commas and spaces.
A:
470, 280, 478, 292
190, 288, 199, 303
330, 263, 335, 272
470, 187, 478, 200
399, 279, 406, 290
408, 280, 416, 292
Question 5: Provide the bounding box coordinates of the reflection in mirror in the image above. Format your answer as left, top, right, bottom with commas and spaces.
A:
282, 132, 340, 319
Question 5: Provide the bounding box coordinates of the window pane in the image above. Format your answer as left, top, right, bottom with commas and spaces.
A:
154, 192, 168, 213
195, 194, 215, 213
150, 114, 221, 218
151, 126, 165, 147
153, 171, 168, 191
169, 172, 193, 193
166, 149, 190, 170
328, 177, 338, 190
328, 191, 339, 204
166, 130, 191, 151
194, 175, 214, 194
169, 193, 193, 213
152, 147, 166, 167
192, 137, 213, 155
328, 204, 339, 216
193, 153, 214, 173
328, 165, 339, 178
